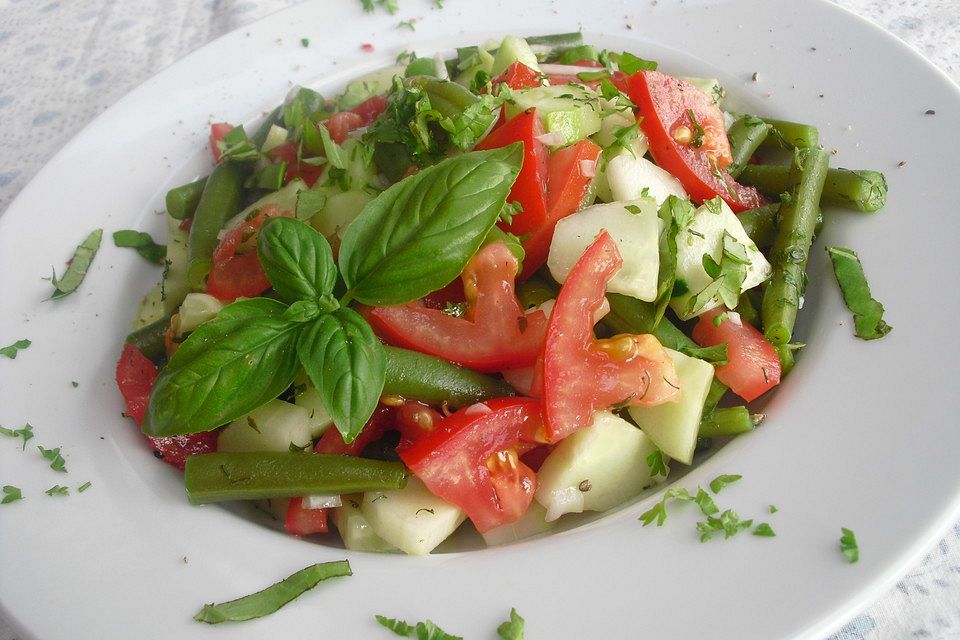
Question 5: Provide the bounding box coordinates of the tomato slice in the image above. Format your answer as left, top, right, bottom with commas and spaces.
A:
205, 204, 292, 302
366, 242, 548, 372
315, 404, 395, 456
541, 231, 680, 441
626, 70, 764, 212
209, 123, 234, 163
519, 138, 601, 278
351, 95, 388, 126
491, 61, 543, 90
475, 109, 549, 237
266, 141, 325, 187
284, 497, 330, 536
692, 307, 781, 402
147, 432, 219, 471
398, 397, 543, 533
323, 111, 364, 144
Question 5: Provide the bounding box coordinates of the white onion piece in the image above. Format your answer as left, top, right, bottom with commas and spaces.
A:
535, 131, 567, 147
580, 159, 597, 178
433, 53, 450, 80
727, 311, 743, 327
463, 402, 492, 417
539, 63, 604, 76
302, 494, 342, 509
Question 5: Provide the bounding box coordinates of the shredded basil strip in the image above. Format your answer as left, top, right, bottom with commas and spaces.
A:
0, 339, 31, 359
112, 230, 167, 265
194, 560, 352, 624
50, 228, 102, 299
826, 246, 892, 340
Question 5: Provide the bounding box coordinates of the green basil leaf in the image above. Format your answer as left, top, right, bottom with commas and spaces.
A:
51, 229, 102, 299
112, 230, 167, 265
143, 298, 302, 437
338, 144, 522, 306
298, 308, 385, 444
257, 217, 337, 303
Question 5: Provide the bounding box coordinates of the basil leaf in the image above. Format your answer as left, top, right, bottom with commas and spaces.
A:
826, 246, 892, 340
144, 298, 302, 437
0, 339, 31, 359
297, 308, 385, 444
339, 144, 523, 305
113, 230, 167, 265
497, 608, 525, 640
195, 560, 352, 624
51, 229, 102, 299
257, 217, 338, 304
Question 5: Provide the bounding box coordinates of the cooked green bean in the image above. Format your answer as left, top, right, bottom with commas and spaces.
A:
383, 346, 515, 407
761, 147, 829, 345
726, 115, 771, 178
739, 165, 888, 212
738, 203, 780, 249
761, 118, 820, 149
184, 452, 407, 505
734, 292, 761, 329
775, 344, 796, 377
526, 32, 584, 49
165, 177, 208, 220
186, 162, 245, 290
124, 314, 171, 363
699, 406, 755, 438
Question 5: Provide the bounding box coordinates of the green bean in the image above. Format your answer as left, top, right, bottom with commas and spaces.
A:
556, 45, 599, 65
383, 346, 515, 407
525, 32, 584, 49
183, 452, 407, 505
738, 203, 780, 249
165, 177, 208, 220
734, 292, 760, 329
761, 147, 829, 345
124, 314, 171, 363
739, 165, 888, 213
700, 378, 728, 419
186, 162, 245, 290
699, 406, 756, 438
775, 344, 796, 377
516, 276, 557, 309
726, 115, 771, 178
760, 118, 820, 149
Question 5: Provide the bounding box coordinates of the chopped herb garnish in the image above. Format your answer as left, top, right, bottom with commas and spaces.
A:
0, 423, 34, 450
497, 608, 525, 640
638, 500, 668, 527
840, 527, 859, 563
709, 474, 743, 494
697, 509, 753, 542
38, 445, 67, 472
50, 228, 102, 299
45, 485, 70, 497
300, 37, 310, 48
616, 51, 658, 74
694, 488, 719, 516
753, 522, 776, 537
113, 230, 167, 265
71, 381, 79, 388
769, 504, 779, 514
361, 0, 399, 12
0, 339, 31, 359
703, 196, 723, 215
646, 449, 668, 477
195, 560, 352, 623
78, 481, 92, 493
687, 109, 705, 148
1, 485, 23, 504
826, 246, 891, 340
624, 204, 643, 215
398, 19, 415, 31
376, 615, 462, 639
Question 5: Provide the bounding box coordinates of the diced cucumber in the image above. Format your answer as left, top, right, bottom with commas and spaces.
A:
362, 477, 466, 556
680, 76, 725, 106
627, 349, 714, 465
336, 64, 405, 111
593, 102, 648, 155
332, 494, 397, 553
217, 399, 314, 453
491, 35, 541, 76
134, 215, 189, 328
547, 200, 660, 302
292, 371, 335, 435
309, 189, 374, 239
176, 293, 223, 336
260, 124, 289, 153
606, 154, 687, 205
453, 48, 495, 87
481, 500, 554, 546
505, 84, 601, 146
670, 199, 772, 320
535, 410, 664, 522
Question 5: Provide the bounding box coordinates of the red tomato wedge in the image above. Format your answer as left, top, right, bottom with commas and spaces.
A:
692, 307, 781, 402
315, 404, 394, 456
323, 111, 364, 144
519, 138, 601, 278
626, 70, 764, 212
542, 231, 680, 441
398, 397, 544, 533
266, 141, 325, 187
115, 343, 217, 470
284, 497, 330, 536
205, 204, 292, 302
350, 95, 388, 127
491, 61, 543, 90
209, 123, 234, 163
366, 242, 548, 372
475, 108, 549, 237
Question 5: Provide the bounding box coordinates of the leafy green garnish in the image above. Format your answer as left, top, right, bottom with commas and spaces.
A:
646, 449, 668, 477
697, 509, 753, 542
45, 485, 69, 497
601, 121, 641, 161
840, 527, 859, 563
295, 189, 327, 221
497, 608, 525, 640
638, 500, 669, 527
0, 339, 31, 360
675, 342, 728, 365
826, 246, 891, 340
78, 481, 92, 493
709, 474, 743, 494
686, 109, 705, 148
769, 504, 779, 514
51, 229, 102, 299
753, 522, 776, 537
686, 232, 751, 316
616, 52, 658, 74
38, 445, 67, 472
361, 0, 398, 13
300, 37, 310, 48
0, 423, 34, 450
694, 488, 719, 516
113, 230, 167, 265
1, 485, 23, 504
216, 125, 261, 163
195, 560, 352, 623
376, 615, 462, 639
397, 19, 415, 31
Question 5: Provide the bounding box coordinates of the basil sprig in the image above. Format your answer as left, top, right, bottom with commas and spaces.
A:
143, 147, 522, 443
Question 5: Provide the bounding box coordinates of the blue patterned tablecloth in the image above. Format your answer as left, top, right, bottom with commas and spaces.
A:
0, 1, 958, 638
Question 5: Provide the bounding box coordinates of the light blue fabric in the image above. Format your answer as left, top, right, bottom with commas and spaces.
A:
0, 1, 958, 638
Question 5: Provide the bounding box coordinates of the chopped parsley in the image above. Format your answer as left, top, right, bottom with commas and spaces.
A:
694, 488, 719, 516
638, 500, 669, 527
300, 37, 310, 48
769, 504, 779, 514
361, 0, 398, 13
0, 423, 34, 450
0, 339, 31, 359
709, 474, 743, 494
615, 51, 658, 74
1, 485, 23, 504
646, 449, 668, 477
697, 509, 753, 542
45, 485, 70, 497
38, 445, 67, 472
375, 615, 462, 639
687, 109, 706, 148
753, 523, 776, 537
840, 527, 859, 563
397, 19, 415, 31
497, 608, 525, 640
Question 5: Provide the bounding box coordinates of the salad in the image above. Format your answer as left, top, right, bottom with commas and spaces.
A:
115, 32, 888, 555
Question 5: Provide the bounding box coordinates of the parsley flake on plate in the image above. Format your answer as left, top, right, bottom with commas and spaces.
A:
0, 339, 31, 359
840, 527, 860, 563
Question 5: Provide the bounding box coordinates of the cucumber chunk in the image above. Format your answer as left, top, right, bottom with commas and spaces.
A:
217, 399, 315, 453
291, 371, 335, 435
547, 200, 660, 302
481, 501, 554, 546
362, 477, 466, 555
333, 494, 397, 553
606, 154, 687, 205
336, 64, 405, 111
534, 411, 664, 522
135, 215, 189, 328
505, 84, 601, 146
176, 293, 223, 336
491, 35, 541, 76
628, 349, 714, 465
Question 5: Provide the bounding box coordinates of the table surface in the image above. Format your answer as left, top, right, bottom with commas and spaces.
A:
0, 1, 958, 638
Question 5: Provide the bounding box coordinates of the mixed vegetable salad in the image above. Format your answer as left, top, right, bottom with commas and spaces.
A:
115, 32, 889, 555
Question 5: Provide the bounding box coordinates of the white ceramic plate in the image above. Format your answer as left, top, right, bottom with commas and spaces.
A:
2, 1, 959, 638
